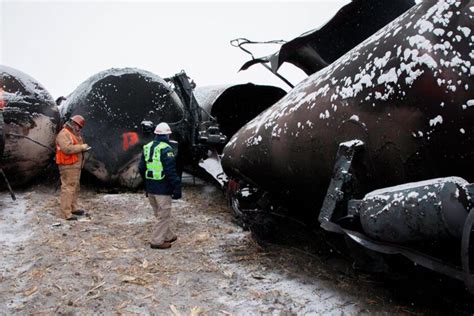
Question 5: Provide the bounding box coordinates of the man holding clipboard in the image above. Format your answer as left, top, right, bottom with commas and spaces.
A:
55, 115, 90, 220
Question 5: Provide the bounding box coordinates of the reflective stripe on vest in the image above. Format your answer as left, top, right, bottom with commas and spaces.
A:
143, 141, 172, 180
55, 128, 79, 165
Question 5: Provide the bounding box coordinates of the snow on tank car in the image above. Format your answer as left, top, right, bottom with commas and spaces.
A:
60, 68, 186, 188
0, 65, 59, 187
222, 0, 474, 290
223, 0, 473, 216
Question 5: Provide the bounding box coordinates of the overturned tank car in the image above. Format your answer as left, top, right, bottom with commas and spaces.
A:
194, 84, 286, 147
60, 69, 283, 188
0, 65, 59, 189
60, 68, 193, 188
193, 84, 286, 184
223, 0, 474, 289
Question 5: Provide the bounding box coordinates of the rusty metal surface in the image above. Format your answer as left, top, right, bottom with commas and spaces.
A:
0, 65, 59, 187
222, 0, 474, 217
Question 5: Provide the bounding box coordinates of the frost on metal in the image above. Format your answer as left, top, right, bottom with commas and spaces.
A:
222, 0, 473, 214
238, 0, 472, 142
0, 65, 59, 187
359, 176, 471, 243
60, 68, 184, 188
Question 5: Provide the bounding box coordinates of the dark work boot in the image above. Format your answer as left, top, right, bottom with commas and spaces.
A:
165, 236, 177, 243
150, 242, 172, 249
72, 209, 85, 216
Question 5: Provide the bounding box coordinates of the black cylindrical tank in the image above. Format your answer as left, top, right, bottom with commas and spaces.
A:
357, 177, 471, 243
0, 65, 59, 187
194, 84, 286, 146
60, 68, 186, 188
222, 1, 474, 216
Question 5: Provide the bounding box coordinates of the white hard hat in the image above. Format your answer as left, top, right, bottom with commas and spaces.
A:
154, 122, 172, 135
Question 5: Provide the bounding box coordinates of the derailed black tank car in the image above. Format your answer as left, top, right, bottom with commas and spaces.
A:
0, 65, 59, 187
223, 0, 474, 289
59, 68, 187, 188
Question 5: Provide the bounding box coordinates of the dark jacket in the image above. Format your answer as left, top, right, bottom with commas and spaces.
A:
139, 135, 182, 198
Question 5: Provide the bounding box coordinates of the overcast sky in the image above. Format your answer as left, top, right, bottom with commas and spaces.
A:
1, 0, 348, 98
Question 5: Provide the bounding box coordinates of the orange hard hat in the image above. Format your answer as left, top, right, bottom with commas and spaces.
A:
70, 115, 86, 128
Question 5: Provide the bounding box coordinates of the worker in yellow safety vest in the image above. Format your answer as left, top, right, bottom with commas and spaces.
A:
139, 122, 182, 249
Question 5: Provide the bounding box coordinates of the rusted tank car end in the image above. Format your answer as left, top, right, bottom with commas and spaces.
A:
0, 65, 59, 188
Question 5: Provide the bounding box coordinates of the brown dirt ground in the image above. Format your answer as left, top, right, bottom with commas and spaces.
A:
0, 177, 472, 315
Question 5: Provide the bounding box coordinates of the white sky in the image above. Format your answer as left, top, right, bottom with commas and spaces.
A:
1, 0, 347, 98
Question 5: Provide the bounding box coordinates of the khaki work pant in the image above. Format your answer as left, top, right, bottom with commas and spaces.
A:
59, 167, 82, 219
148, 194, 176, 245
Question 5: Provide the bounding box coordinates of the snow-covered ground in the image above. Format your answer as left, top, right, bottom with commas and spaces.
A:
0, 182, 472, 314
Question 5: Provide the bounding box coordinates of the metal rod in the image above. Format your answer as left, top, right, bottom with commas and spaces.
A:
260, 63, 294, 89
229, 37, 294, 89
0, 168, 16, 200
6, 133, 55, 153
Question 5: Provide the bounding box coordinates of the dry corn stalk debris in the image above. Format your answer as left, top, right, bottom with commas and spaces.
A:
0, 184, 440, 314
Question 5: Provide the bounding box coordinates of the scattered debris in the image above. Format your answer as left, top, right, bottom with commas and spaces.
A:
1, 182, 473, 314
169, 304, 181, 316
23, 286, 38, 297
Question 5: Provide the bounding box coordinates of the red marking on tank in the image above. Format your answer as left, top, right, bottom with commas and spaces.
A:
122, 132, 139, 151
0, 88, 5, 109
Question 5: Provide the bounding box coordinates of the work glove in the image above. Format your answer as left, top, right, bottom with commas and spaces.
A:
172, 189, 182, 200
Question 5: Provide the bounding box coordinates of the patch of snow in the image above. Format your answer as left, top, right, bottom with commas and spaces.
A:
408, 34, 432, 50
349, 115, 359, 122
319, 110, 330, 119
415, 19, 434, 34
374, 51, 392, 68
433, 28, 445, 36
429, 115, 443, 126
458, 26, 471, 37
407, 191, 419, 199
341, 139, 364, 148
377, 67, 398, 85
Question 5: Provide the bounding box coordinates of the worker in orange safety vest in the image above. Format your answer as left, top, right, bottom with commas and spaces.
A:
55, 115, 90, 220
